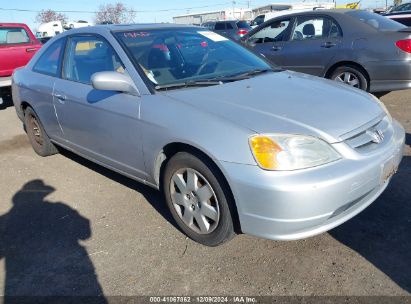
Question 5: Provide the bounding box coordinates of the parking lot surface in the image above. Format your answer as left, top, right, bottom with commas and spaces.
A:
0, 90, 410, 296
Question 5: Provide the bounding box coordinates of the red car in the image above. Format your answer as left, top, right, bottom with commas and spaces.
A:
0, 23, 42, 92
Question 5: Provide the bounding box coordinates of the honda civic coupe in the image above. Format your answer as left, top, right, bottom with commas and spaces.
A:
241, 10, 411, 94
12, 24, 405, 246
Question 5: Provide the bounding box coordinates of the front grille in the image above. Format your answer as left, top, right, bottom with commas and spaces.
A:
344, 116, 391, 153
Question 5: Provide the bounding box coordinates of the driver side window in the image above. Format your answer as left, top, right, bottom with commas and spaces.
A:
248, 19, 291, 44
62, 36, 125, 85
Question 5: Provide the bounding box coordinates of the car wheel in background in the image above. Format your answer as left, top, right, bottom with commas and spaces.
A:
163, 152, 235, 246
24, 107, 58, 157
373, 91, 390, 98
330, 65, 368, 91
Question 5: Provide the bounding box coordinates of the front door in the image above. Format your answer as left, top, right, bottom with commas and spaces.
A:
53, 35, 147, 179
280, 15, 342, 76
245, 18, 293, 66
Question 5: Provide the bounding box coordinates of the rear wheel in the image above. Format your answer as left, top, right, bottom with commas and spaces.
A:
163, 152, 235, 246
24, 107, 58, 157
330, 65, 368, 91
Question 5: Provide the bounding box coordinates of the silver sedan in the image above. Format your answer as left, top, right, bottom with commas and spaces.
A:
12, 24, 405, 246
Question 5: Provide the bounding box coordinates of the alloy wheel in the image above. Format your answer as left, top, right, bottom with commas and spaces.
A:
334, 72, 360, 88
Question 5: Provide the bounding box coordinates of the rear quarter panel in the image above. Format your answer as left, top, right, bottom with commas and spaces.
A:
323, 15, 411, 82
13, 67, 62, 138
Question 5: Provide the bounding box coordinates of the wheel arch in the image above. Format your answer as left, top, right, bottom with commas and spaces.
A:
325, 61, 370, 88
20, 101, 31, 114
17, 100, 33, 123
155, 142, 242, 233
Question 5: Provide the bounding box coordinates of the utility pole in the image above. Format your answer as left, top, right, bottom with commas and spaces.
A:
232, 1, 236, 18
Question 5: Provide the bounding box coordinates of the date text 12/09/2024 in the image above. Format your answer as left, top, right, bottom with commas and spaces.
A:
149, 296, 257, 303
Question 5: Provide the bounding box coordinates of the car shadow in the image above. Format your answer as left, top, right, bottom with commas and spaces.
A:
329, 152, 411, 293
58, 149, 179, 232
86, 90, 118, 104
0, 180, 107, 302
0, 87, 13, 110
406, 133, 411, 147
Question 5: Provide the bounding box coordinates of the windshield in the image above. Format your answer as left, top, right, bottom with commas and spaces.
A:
347, 10, 406, 31
115, 28, 273, 88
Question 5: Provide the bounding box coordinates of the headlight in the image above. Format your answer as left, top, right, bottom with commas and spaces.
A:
249, 134, 341, 171
369, 93, 392, 122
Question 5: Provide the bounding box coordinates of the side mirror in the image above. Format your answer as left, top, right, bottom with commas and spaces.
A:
91, 71, 140, 96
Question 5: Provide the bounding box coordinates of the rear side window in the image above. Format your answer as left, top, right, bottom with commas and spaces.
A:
347, 10, 406, 30
63, 36, 124, 84
214, 23, 226, 30
254, 15, 265, 26
0, 27, 30, 45
291, 16, 342, 41
237, 21, 251, 29
33, 38, 65, 76
226, 23, 234, 29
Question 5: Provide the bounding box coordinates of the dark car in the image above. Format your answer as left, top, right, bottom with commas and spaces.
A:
241, 9, 411, 93
38, 36, 52, 44
203, 20, 251, 40
383, 2, 411, 26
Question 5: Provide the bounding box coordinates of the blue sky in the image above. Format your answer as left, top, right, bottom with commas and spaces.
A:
0, 0, 395, 31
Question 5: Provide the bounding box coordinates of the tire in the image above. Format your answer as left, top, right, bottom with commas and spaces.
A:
373, 91, 390, 99
163, 152, 235, 246
24, 107, 58, 157
330, 65, 368, 91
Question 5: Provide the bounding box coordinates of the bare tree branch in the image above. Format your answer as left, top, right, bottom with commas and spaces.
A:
35, 10, 68, 24
94, 2, 136, 24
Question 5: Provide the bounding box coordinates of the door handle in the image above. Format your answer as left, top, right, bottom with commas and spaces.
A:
26, 48, 37, 53
272, 45, 282, 51
53, 93, 66, 103
321, 42, 336, 48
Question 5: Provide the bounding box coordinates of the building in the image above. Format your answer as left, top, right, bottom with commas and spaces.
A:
173, 8, 253, 25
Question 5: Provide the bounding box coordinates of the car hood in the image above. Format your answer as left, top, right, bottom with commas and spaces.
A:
163, 71, 384, 143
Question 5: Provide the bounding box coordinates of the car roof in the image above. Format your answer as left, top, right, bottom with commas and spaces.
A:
271, 8, 356, 17
52, 23, 206, 39
215, 20, 238, 23
100, 23, 198, 31
252, 9, 364, 22
58, 23, 200, 36
0, 23, 29, 27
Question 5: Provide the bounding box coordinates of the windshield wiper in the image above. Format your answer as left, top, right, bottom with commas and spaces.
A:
155, 80, 222, 91
229, 68, 273, 78
154, 69, 274, 90
205, 68, 273, 82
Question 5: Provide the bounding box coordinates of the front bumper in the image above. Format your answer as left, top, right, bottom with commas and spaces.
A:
0, 77, 12, 88
220, 120, 405, 241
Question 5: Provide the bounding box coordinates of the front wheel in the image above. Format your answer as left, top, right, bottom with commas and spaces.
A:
330, 65, 368, 91
163, 152, 235, 246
